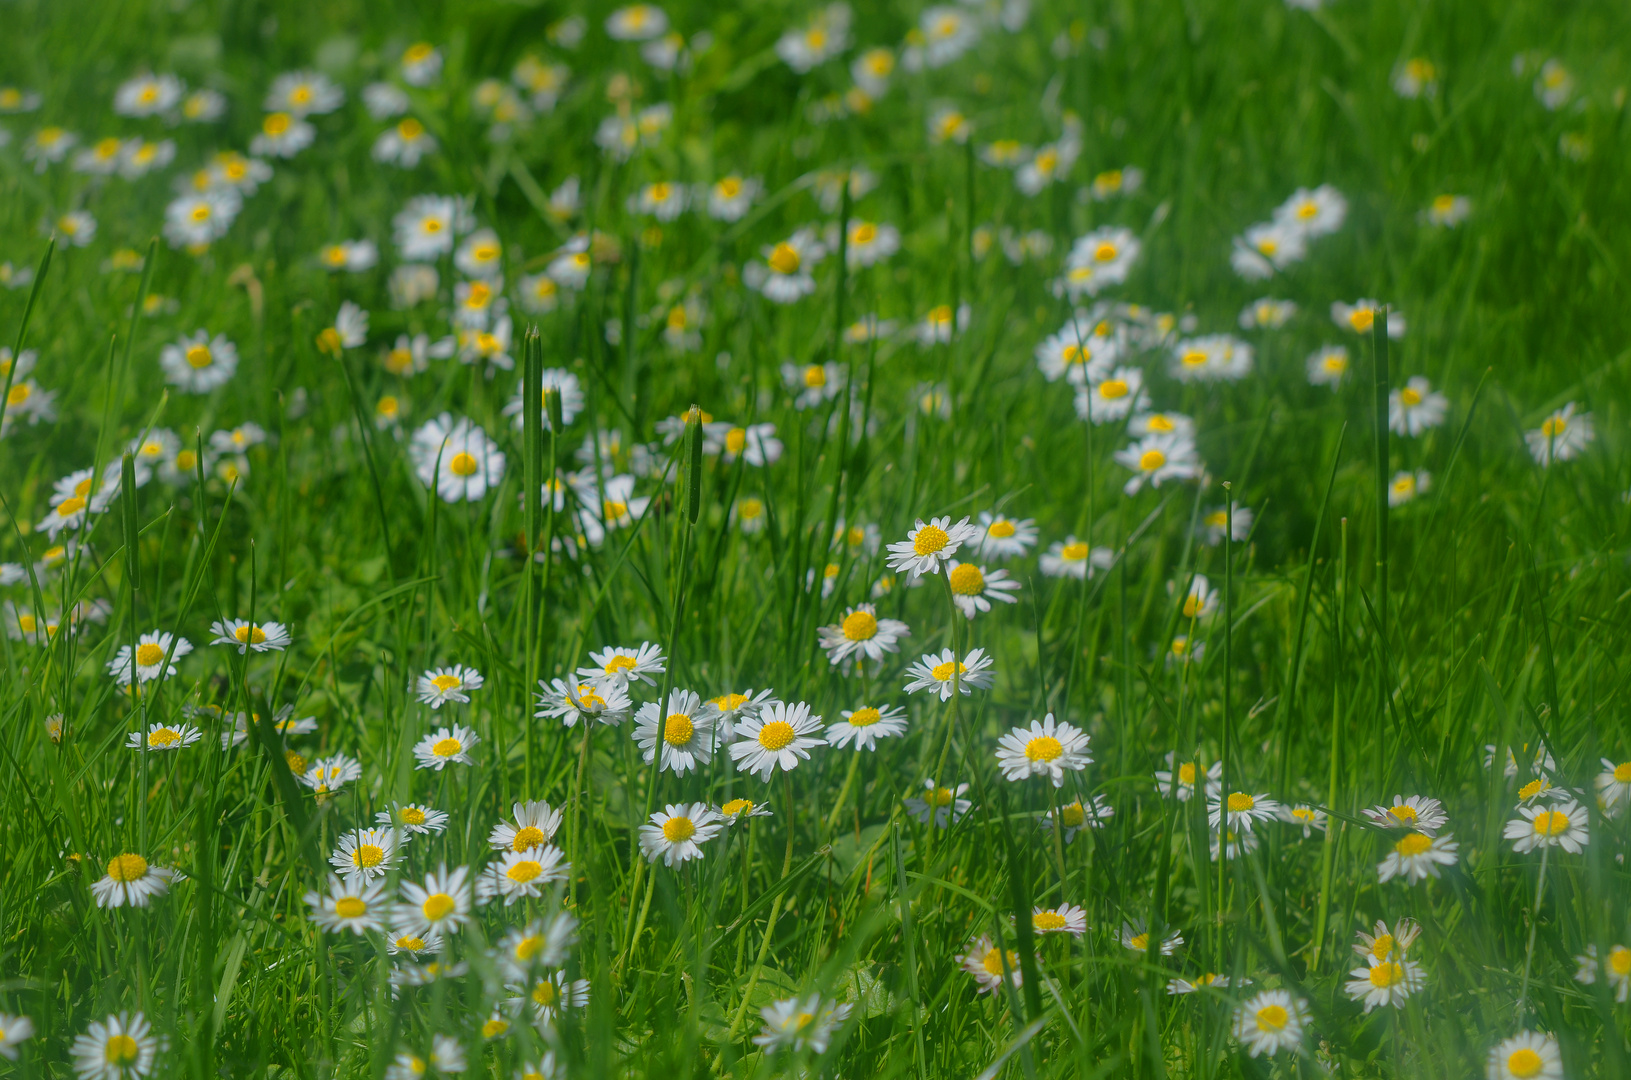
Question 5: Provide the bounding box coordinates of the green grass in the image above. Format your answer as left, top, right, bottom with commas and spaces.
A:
1, 0, 1629, 1077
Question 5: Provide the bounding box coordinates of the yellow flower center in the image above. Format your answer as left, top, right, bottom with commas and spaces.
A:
1614, 762, 1631, 782
848, 707, 881, 727
758, 720, 796, 751
1349, 309, 1375, 332
913, 524, 950, 556
105, 1034, 140, 1064
841, 609, 879, 640
721, 798, 754, 816
1256, 238, 1278, 256
1183, 594, 1205, 618
1181, 350, 1208, 367
1033, 911, 1067, 931
664, 713, 695, 746
987, 519, 1016, 538
927, 786, 955, 807
1369, 934, 1395, 960
507, 859, 543, 883
1540, 416, 1567, 438
603, 499, 628, 520
353, 843, 385, 868
533, 981, 558, 1007
1395, 832, 1433, 856
1061, 542, 1089, 561
802, 364, 827, 388
1518, 778, 1547, 800
1177, 762, 1196, 784
930, 660, 967, 681
235, 624, 268, 644
511, 826, 546, 851
768, 242, 801, 275
396, 935, 425, 951
981, 947, 1018, 977
176, 450, 198, 472
1507, 1049, 1544, 1078
483, 1017, 510, 1038
148, 727, 182, 748
722, 427, 748, 455
405, 42, 434, 63
448, 452, 480, 477
1026, 735, 1063, 762
1609, 946, 1631, 976
1532, 810, 1569, 837
1368, 961, 1404, 988
850, 221, 878, 245
135, 643, 166, 667
1139, 449, 1167, 472
286, 751, 307, 774
717, 176, 742, 198
605, 654, 639, 675
948, 563, 985, 595
1227, 792, 1255, 812
1433, 194, 1456, 213
397, 118, 425, 141
432, 737, 463, 758
16, 614, 35, 633
1094, 242, 1119, 263
264, 112, 292, 136
401, 807, 427, 825
662, 816, 696, 842
431, 675, 464, 694
1060, 802, 1085, 827
1128, 932, 1150, 951
186, 344, 214, 369
1255, 1004, 1289, 1031
421, 893, 456, 921
106, 853, 149, 882
1098, 379, 1129, 400
6, 384, 30, 406
334, 896, 368, 919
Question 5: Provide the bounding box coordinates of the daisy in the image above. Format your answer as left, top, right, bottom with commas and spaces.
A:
782, 361, 844, 410
1535, 59, 1573, 109
1121, 920, 1182, 955
960, 936, 1023, 993
387, 930, 443, 958
90, 854, 175, 908
1156, 756, 1221, 801
1016, 138, 1080, 196
249, 111, 314, 158
1233, 990, 1309, 1058
401, 42, 443, 85
300, 754, 362, 797
1230, 221, 1307, 280
995, 714, 1091, 786
1275, 185, 1347, 237
305, 876, 389, 935
1215, 824, 1264, 861
629, 180, 688, 221
318, 240, 378, 273
1058, 226, 1140, 298
547, 236, 593, 288
902, 647, 994, 700
633, 689, 716, 774
1208, 792, 1283, 832
71, 1013, 159, 1079
825, 705, 908, 751
160, 330, 238, 393
114, 72, 184, 116
578, 642, 666, 691
1166, 973, 1239, 994
1388, 376, 1449, 436
1041, 537, 1112, 580
393, 195, 472, 261
125, 722, 203, 752
1034, 317, 1117, 385
535, 678, 634, 728
1346, 956, 1425, 1012
1487, 1031, 1562, 1080
1332, 299, 1406, 338
0, 1013, 32, 1059
377, 803, 450, 835
1354, 918, 1422, 965
977, 511, 1037, 559
162, 191, 241, 250
74, 136, 128, 176
744, 228, 825, 304
843, 220, 900, 268
1031, 904, 1088, 936
1178, 574, 1218, 620
729, 701, 825, 780
885, 516, 978, 578
1239, 297, 1298, 330
1170, 334, 1252, 383
606, 4, 667, 40
1392, 56, 1438, 98
498, 913, 578, 977
479, 847, 570, 904
488, 801, 564, 853
1363, 794, 1449, 834
107, 631, 193, 686
704, 174, 761, 221
266, 70, 343, 115
755, 995, 852, 1054
1378, 831, 1460, 883
1505, 800, 1589, 854
410, 415, 506, 502
209, 618, 291, 653
706, 421, 783, 466
1305, 345, 1350, 390
905, 780, 972, 828
908, 7, 981, 70
926, 104, 971, 144
1114, 432, 1204, 495
1526, 403, 1594, 466
1089, 166, 1144, 200
575, 474, 652, 544
639, 802, 723, 866
331, 827, 404, 882
1574, 944, 1631, 1002
395, 865, 473, 937
1076, 367, 1149, 424
817, 604, 910, 666
1279, 804, 1328, 837
504, 370, 584, 432
413, 726, 479, 770
699, 689, 778, 742
510, 971, 590, 1026
1044, 795, 1114, 842
0, 87, 42, 113
392, 960, 469, 990
24, 126, 77, 171
1424, 194, 1473, 227
415, 665, 484, 708
1596, 757, 1631, 816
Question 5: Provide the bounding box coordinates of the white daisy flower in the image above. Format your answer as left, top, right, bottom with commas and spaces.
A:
1075, 367, 1148, 423
606, 4, 668, 40
976, 511, 1037, 559
160, 330, 238, 392
1114, 432, 1204, 495
1332, 298, 1406, 338
754, 994, 852, 1054
249, 111, 314, 158
1279, 804, 1328, 837
535, 678, 634, 728
393, 194, 473, 261
478, 846, 569, 904
1423, 193, 1472, 227
1525, 402, 1594, 466
1345, 957, 1425, 1012
1031, 904, 1088, 936
1306, 345, 1349, 389
959, 935, 1022, 993
577, 642, 666, 692
1363, 795, 1449, 834
1486, 1031, 1562, 1080
209, 618, 291, 653
409, 415, 506, 503
902, 647, 994, 700
400, 42, 444, 86
1170, 334, 1253, 382
825, 704, 908, 751
488, 801, 564, 853
1043, 795, 1114, 842
330, 828, 404, 883
744, 228, 825, 304
904, 779, 971, 828
114, 72, 185, 117
125, 722, 203, 752
90, 854, 175, 908
415, 665, 484, 708
107, 631, 193, 685
1275, 185, 1347, 237
1208, 791, 1282, 832
71, 1012, 160, 1079
1232, 989, 1309, 1057
1504, 800, 1589, 854
1238, 297, 1298, 329
728, 701, 825, 780
817, 603, 910, 666
1121, 920, 1183, 955
885, 516, 978, 578
1573, 944, 1631, 1003
1595, 757, 1631, 816
508, 971, 590, 1026
1057, 226, 1140, 298
497, 913, 578, 977
305, 875, 389, 935
300, 754, 363, 797
639, 802, 723, 866
1040, 537, 1113, 580
1230, 220, 1307, 280
704, 421, 782, 466
1378, 831, 1460, 884
413, 725, 479, 770
633, 689, 716, 774
0, 1011, 32, 1059
265, 70, 343, 115
394, 865, 474, 938
376, 803, 450, 835
995, 714, 1091, 786
698, 689, 778, 742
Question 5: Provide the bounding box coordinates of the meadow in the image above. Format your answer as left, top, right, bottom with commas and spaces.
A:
0, 0, 1628, 1077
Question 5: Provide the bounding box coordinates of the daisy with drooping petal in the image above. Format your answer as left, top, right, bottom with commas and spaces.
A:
1486, 1031, 1562, 1080
125, 722, 202, 752
330, 828, 404, 883
305, 876, 388, 935
1516, 775, 1563, 804
1363, 795, 1449, 834
904, 780, 972, 828
995, 714, 1091, 786
885, 516, 978, 578
1345, 956, 1425, 1012
71, 1012, 160, 1079
818, 603, 910, 666
1031, 904, 1088, 936
1378, 831, 1460, 883
902, 648, 995, 701
394, 865, 473, 938
1574, 944, 1631, 1002
1525, 403, 1594, 466
1208, 792, 1283, 832
578, 642, 666, 692
107, 631, 193, 686
160, 330, 238, 393
488, 801, 564, 852
479, 846, 569, 904
90, 854, 175, 908
376, 803, 449, 835
960, 936, 1023, 993
729, 701, 825, 780
1121, 920, 1182, 956
415, 665, 484, 708
1232, 990, 1309, 1058
209, 618, 291, 653
640, 802, 723, 866
633, 690, 716, 774
413, 726, 479, 771
825, 704, 908, 751
1505, 800, 1589, 854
